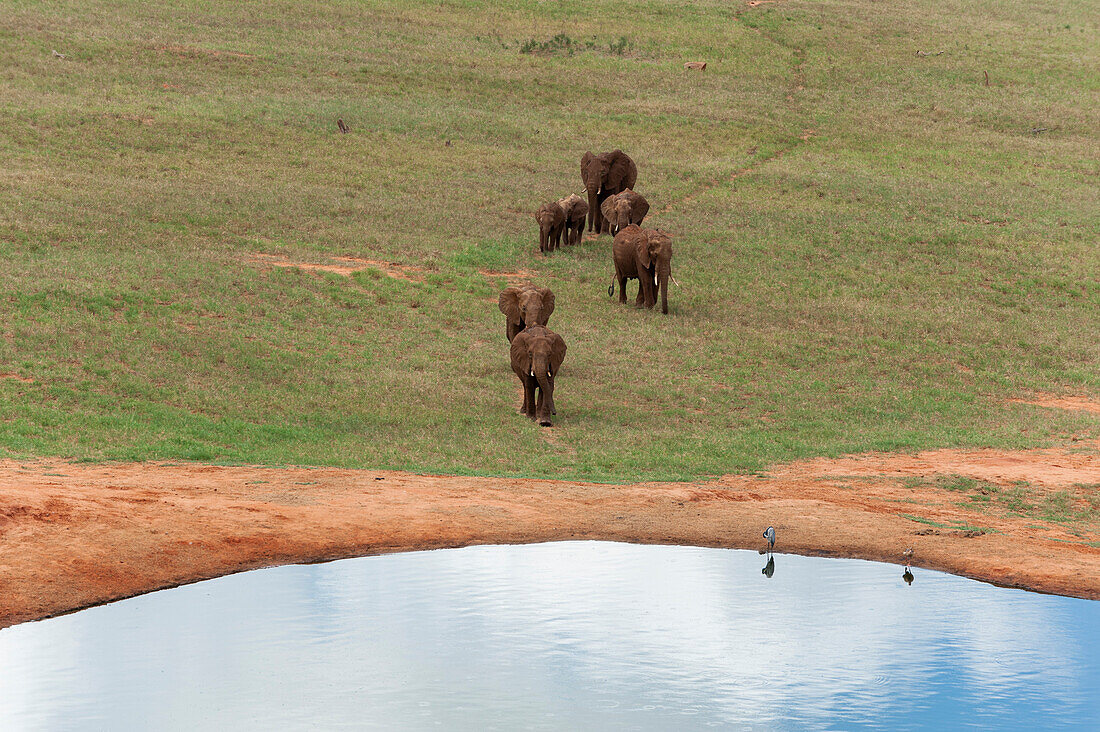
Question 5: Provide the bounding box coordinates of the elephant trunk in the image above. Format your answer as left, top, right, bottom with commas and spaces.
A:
586, 188, 599, 233
657, 260, 670, 314
532, 355, 553, 425
524, 303, 543, 327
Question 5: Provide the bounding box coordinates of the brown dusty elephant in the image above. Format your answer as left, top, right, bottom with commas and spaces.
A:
580, 149, 638, 234
609, 224, 673, 314
600, 189, 650, 236
498, 284, 555, 343
535, 201, 565, 253
557, 193, 589, 246
510, 324, 567, 427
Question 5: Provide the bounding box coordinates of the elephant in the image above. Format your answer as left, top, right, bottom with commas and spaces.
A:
498, 284, 555, 343
510, 324, 567, 427
557, 193, 589, 246
580, 149, 638, 234
535, 201, 565, 253
609, 224, 673, 314
599, 189, 650, 236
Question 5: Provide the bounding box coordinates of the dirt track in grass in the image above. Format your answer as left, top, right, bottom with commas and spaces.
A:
2, 432, 1098, 628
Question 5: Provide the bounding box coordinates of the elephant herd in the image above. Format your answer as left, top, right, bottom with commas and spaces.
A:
503, 150, 675, 427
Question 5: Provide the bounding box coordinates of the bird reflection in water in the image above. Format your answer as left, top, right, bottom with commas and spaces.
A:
762, 554, 775, 578
902, 547, 914, 585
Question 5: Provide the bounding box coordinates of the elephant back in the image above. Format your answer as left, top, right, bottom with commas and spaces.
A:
558, 193, 587, 221
612, 225, 645, 270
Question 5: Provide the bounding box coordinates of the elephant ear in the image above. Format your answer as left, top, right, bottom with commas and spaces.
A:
509, 329, 529, 370
580, 151, 596, 189
634, 196, 650, 222
606, 151, 637, 191
636, 231, 652, 269
537, 287, 555, 324
549, 332, 567, 375
600, 195, 616, 220
498, 287, 522, 326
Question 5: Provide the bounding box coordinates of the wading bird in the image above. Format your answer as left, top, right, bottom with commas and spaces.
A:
763, 526, 775, 553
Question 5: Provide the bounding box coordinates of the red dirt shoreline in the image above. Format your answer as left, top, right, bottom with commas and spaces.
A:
2, 444, 1098, 628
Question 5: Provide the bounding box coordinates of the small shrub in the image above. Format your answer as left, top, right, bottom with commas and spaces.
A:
608, 36, 632, 55
520, 33, 575, 56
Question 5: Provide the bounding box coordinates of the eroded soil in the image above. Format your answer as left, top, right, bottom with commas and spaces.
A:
2, 439, 1097, 628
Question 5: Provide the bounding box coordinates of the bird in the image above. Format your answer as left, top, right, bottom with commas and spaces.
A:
903, 547, 913, 566
763, 526, 776, 553
761, 555, 775, 578
337, 118, 350, 134
903, 567, 914, 586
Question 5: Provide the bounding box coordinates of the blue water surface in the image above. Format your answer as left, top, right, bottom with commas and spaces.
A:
0, 541, 1097, 730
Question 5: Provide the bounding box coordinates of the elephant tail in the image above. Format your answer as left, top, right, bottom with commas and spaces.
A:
608, 277, 615, 298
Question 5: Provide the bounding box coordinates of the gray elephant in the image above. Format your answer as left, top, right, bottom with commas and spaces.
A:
600, 189, 650, 236
498, 284, 555, 343
609, 224, 673, 314
535, 201, 565, 252
558, 193, 589, 246
510, 325, 567, 427
580, 149, 638, 234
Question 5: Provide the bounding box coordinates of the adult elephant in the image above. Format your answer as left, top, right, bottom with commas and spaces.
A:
510, 325, 567, 427
498, 284, 555, 343
557, 193, 589, 246
535, 201, 565, 252
609, 224, 673, 314
580, 149, 637, 234
600, 189, 650, 236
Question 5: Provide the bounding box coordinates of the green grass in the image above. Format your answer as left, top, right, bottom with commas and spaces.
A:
924, 475, 1100, 538
1, 0, 1098, 482
899, 515, 997, 534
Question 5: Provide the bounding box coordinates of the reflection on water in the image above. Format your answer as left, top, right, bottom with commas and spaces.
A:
1, 542, 1097, 730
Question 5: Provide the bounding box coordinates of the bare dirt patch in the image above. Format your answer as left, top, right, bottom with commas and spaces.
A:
156, 44, 256, 60
1013, 395, 1100, 416
1, 373, 35, 383
249, 253, 426, 281
1, 442, 1097, 628
249, 253, 538, 286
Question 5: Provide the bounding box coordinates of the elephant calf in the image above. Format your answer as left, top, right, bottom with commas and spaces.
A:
610, 224, 673, 314
600, 189, 650, 236
498, 284, 555, 343
558, 193, 589, 246
510, 325, 567, 427
535, 201, 565, 253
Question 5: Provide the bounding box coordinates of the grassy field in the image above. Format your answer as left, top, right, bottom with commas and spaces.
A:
1, 0, 1097, 481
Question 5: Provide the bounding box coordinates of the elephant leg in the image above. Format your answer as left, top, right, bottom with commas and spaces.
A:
618, 275, 629, 304
535, 382, 552, 426
635, 277, 646, 307
525, 376, 538, 417
518, 375, 530, 414
547, 376, 556, 415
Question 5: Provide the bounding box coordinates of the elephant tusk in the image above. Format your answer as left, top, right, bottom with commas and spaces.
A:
671, 275, 680, 287
529, 370, 535, 377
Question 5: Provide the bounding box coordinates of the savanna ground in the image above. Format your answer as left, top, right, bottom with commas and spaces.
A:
1, 0, 1098, 620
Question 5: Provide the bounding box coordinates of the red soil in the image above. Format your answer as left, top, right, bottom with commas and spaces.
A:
2, 440, 1097, 629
